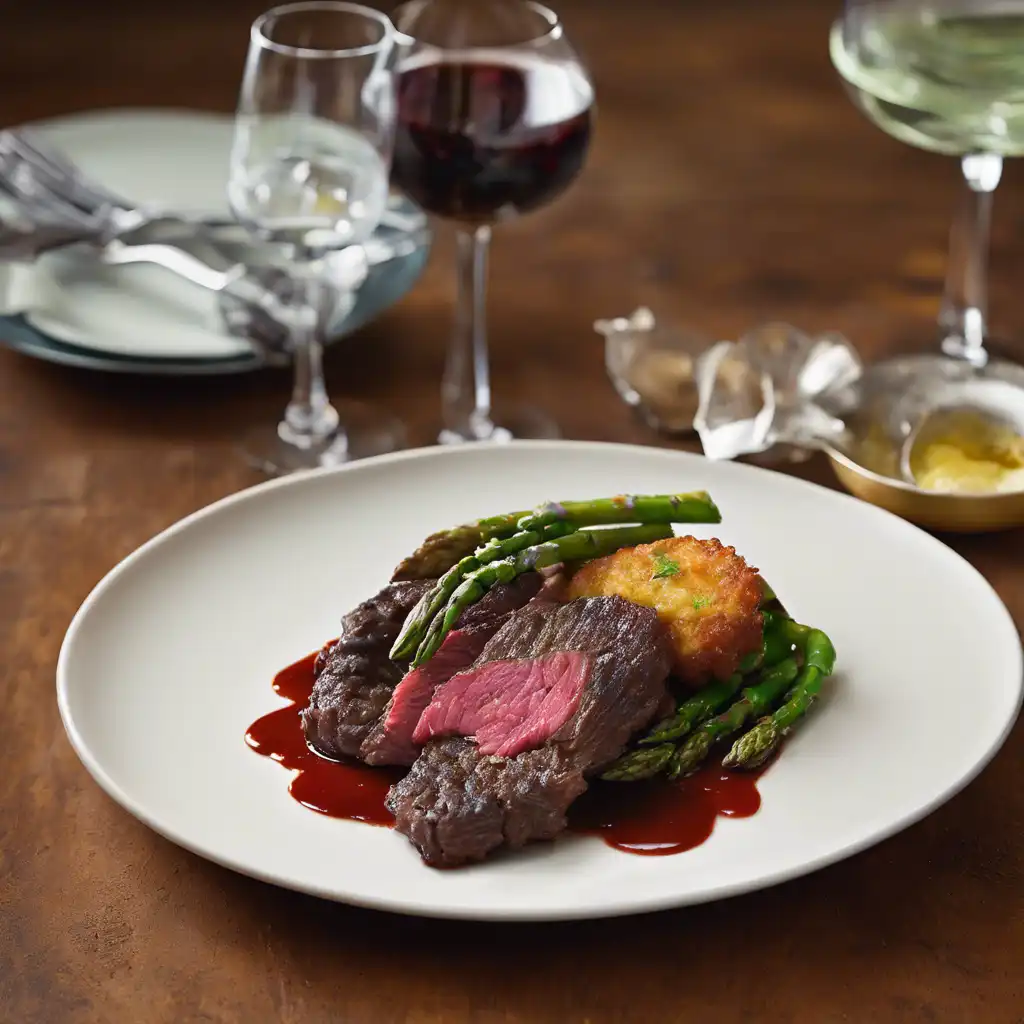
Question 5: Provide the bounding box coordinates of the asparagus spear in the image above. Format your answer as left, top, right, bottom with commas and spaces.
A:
604, 633, 802, 781
722, 627, 837, 769
735, 609, 788, 674
638, 612, 795, 747
803, 628, 837, 675
601, 743, 676, 781
390, 521, 575, 662
506, 492, 722, 534
391, 507, 540, 581
668, 656, 800, 778
392, 492, 722, 652
720, 666, 821, 769
411, 523, 674, 666
396, 492, 721, 581
639, 674, 744, 746
391, 522, 503, 582
761, 618, 796, 668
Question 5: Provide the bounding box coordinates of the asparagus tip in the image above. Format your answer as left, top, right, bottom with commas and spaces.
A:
639, 716, 694, 746
722, 719, 780, 770
669, 731, 712, 779
600, 744, 675, 781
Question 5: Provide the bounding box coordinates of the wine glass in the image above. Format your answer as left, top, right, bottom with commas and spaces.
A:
390, 0, 595, 443
831, 0, 1024, 369
229, 1, 404, 474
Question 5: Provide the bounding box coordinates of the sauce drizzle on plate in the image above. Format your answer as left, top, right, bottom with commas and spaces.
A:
245, 650, 400, 825
246, 650, 770, 853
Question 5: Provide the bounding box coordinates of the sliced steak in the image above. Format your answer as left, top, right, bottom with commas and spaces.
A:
413, 650, 589, 758
388, 738, 586, 866
360, 573, 543, 766
387, 596, 672, 866
303, 574, 544, 764
301, 581, 432, 760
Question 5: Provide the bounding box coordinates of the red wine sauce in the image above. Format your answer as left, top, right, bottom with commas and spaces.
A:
245, 650, 400, 825
246, 650, 769, 853
567, 760, 769, 856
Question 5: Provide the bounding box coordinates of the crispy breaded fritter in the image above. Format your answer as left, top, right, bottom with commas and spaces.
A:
566, 536, 763, 685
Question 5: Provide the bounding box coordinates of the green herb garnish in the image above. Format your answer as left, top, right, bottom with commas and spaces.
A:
693, 595, 710, 610
651, 553, 680, 579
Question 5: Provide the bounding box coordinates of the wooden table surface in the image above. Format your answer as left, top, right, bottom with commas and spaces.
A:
3, 1, 1023, 1021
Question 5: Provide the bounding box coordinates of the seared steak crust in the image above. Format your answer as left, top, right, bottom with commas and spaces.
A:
387, 596, 673, 866
302, 581, 432, 760
302, 575, 543, 763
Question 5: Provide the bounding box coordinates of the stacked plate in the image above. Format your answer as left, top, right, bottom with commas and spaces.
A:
0, 109, 432, 375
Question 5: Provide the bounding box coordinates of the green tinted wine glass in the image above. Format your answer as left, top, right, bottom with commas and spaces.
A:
831, 0, 1024, 367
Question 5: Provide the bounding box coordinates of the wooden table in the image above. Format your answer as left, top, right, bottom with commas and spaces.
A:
3, 1, 1023, 1020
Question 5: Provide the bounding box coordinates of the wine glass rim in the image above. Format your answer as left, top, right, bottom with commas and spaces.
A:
391, 0, 563, 49
251, 1, 395, 60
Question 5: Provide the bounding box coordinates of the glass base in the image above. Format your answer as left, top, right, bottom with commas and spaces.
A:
437, 403, 560, 445
939, 333, 1024, 369
242, 401, 406, 476
941, 333, 990, 368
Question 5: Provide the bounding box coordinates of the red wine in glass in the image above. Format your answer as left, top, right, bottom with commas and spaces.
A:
391, 1, 594, 444
393, 55, 594, 223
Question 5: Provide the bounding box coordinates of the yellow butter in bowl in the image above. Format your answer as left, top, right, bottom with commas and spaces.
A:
909, 410, 1024, 495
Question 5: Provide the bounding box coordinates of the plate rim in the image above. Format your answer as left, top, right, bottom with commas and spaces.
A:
12, 105, 237, 140
0, 313, 264, 375
0, 233, 430, 375
56, 441, 1024, 920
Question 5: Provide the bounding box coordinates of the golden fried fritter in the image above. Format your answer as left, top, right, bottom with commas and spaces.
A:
567, 536, 763, 685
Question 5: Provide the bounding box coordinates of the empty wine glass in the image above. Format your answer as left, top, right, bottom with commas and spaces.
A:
390, 0, 595, 443
831, 0, 1024, 369
229, 1, 404, 474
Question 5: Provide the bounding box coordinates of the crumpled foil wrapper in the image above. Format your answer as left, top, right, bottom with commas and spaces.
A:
693, 323, 864, 461
595, 308, 714, 435
597, 311, 866, 460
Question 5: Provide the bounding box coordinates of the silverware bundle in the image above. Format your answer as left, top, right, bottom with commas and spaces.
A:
0, 129, 428, 363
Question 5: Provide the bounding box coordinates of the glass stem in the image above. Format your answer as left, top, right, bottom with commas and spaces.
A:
938, 152, 1003, 368
442, 225, 494, 442
280, 267, 342, 451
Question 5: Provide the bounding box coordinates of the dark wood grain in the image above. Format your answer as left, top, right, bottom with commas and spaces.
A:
2, 1, 1023, 1022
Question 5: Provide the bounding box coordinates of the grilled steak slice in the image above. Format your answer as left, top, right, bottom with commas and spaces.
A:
388, 737, 586, 865
303, 575, 544, 764
387, 597, 672, 866
360, 573, 543, 766
301, 581, 432, 760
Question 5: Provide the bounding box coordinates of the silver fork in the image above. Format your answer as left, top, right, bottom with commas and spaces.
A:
0, 160, 104, 231
96, 233, 433, 362
0, 128, 426, 236
0, 130, 126, 211
0, 130, 236, 234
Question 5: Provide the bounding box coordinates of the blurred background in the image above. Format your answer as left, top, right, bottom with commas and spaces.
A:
2, 0, 1023, 459
6, 0, 1018, 378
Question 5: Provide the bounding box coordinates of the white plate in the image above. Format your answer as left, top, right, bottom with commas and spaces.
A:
0, 109, 427, 363
57, 442, 1023, 921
